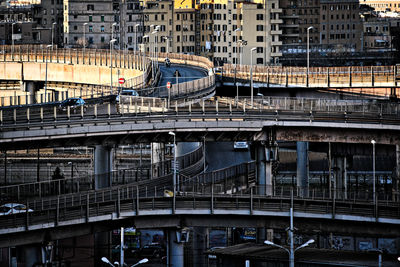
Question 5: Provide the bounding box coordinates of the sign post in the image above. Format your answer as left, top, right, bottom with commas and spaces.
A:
167, 82, 171, 108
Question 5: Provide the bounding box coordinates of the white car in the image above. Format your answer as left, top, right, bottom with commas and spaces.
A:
233, 141, 249, 150
0, 203, 33, 216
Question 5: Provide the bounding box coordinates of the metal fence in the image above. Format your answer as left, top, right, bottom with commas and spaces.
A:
222, 64, 399, 97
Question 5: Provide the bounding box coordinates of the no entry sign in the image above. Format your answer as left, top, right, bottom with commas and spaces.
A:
118, 77, 125, 84
167, 82, 171, 89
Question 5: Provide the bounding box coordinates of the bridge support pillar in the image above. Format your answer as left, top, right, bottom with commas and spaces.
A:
296, 142, 309, 197
94, 145, 113, 189
333, 156, 348, 199
21, 245, 41, 267
25, 81, 37, 104
167, 229, 184, 267
151, 143, 166, 178
255, 142, 275, 196
395, 144, 400, 201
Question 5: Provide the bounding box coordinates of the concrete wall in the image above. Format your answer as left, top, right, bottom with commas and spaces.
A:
0, 61, 141, 86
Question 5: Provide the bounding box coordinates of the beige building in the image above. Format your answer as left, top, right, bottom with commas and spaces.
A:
360, 0, 400, 12
63, 0, 116, 48
142, 0, 173, 54
240, 0, 283, 65
121, 0, 143, 51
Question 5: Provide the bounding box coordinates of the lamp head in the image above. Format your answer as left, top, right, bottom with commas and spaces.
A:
138, 258, 149, 264
101, 257, 111, 264
264, 240, 274, 245
46, 44, 53, 48
110, 39, 117, 43
250, 47, 256, 52
371, 140, 376, 144
307, 26, 314, 31
53, 22, 57, 25
83, 23, 88, 26
168, 131, 175, 136
135, 23, 140, 27
113, 22, 118, 26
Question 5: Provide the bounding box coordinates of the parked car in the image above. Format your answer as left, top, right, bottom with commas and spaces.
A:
58, 97, 86, 113
0, 203, 33, 216
137, 243, 166, 259
233, 141, 249, 150
115, 89, 139, 104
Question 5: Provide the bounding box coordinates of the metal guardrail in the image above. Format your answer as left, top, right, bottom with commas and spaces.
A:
222, 64, 399, 96
0, 96, 399, 128
0, 46, 216, 106
0, 174, 398, 235
0, 144, 204, 202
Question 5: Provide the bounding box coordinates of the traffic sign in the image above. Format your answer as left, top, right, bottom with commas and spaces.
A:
166, 81, 171, 89
118, 77, 125, 84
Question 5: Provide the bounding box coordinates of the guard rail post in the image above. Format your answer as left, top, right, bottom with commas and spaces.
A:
117, 188, 121, 218
250, 187, 253, 215
25, 201, 29, 231
211, 182, 214, 214
56, 196, 60, 226
136, 186, 139, 215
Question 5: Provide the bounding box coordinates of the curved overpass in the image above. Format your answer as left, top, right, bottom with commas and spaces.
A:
0, 97, 399, 150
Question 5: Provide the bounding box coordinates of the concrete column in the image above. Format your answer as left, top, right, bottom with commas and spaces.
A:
25, 81, 37, 104
296, 142, 309, 197
22, 245, 41, 267
192, 227, 207, 267
333, 156, 347, 199
151, 143, 166, 178
255, 142, 273, 196
168, 229, 184, 267
94, 145, 113, 189
257, 228, 266, 244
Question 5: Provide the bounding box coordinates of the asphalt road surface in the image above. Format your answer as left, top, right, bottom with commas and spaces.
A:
205, 142, 251, 172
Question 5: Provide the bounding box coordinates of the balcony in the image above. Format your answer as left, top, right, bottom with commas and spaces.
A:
271, 52, 283, 57
280, 24, 298, 28
271, 30, 283, 35
280, 14, 299, 19
272, 40, 283, 46
281, 32, 299, 37
271, 19, 283, 24
271, 8, 283, 13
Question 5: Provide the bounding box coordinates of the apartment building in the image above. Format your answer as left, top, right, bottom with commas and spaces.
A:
0, 0, 60, 45
241, 0, 283, 65
320, 0, 362, 52
172, 0, 197, 54
63, 0, 116, 48
360, 0, 400, 12
121, 0, 143, 51
363, 18, 391, 50
142, 0, 173, 54
212, 0, 235, 65
198, 0, 214, 60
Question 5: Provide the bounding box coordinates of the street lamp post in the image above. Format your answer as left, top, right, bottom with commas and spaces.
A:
83, 23, 88, 51
151, 29, 159, 79
11, 22, 16, 53
371, 139, 376, 203
134, 24, 140, 54
264, 239, 314, 267
307, 26, 314, 87
142, 35, 149, 89
110, 39, 117, 95
169, 131, 176, 194
234, 28, 240, 102
51, 22, 57, 49
111, 22, 117, 43
163, 36, 170, 54
250, 47, 256, 107
44, 44, 53, 103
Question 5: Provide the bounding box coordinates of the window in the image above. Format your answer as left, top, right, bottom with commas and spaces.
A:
74, 25, 77, 30
256, 25, 263, 31
176, 25, 181, 31
89, 25, 93, 32
256, 36, 263, 42
256, 14, 263, 20
87, 4, 94, 10
89, 15, 92, 22
101, 16, 104, 22
256, 47, 263, 53
256, 58, 263, 64
101, 36, 105, 42
101, 25, 104, 32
